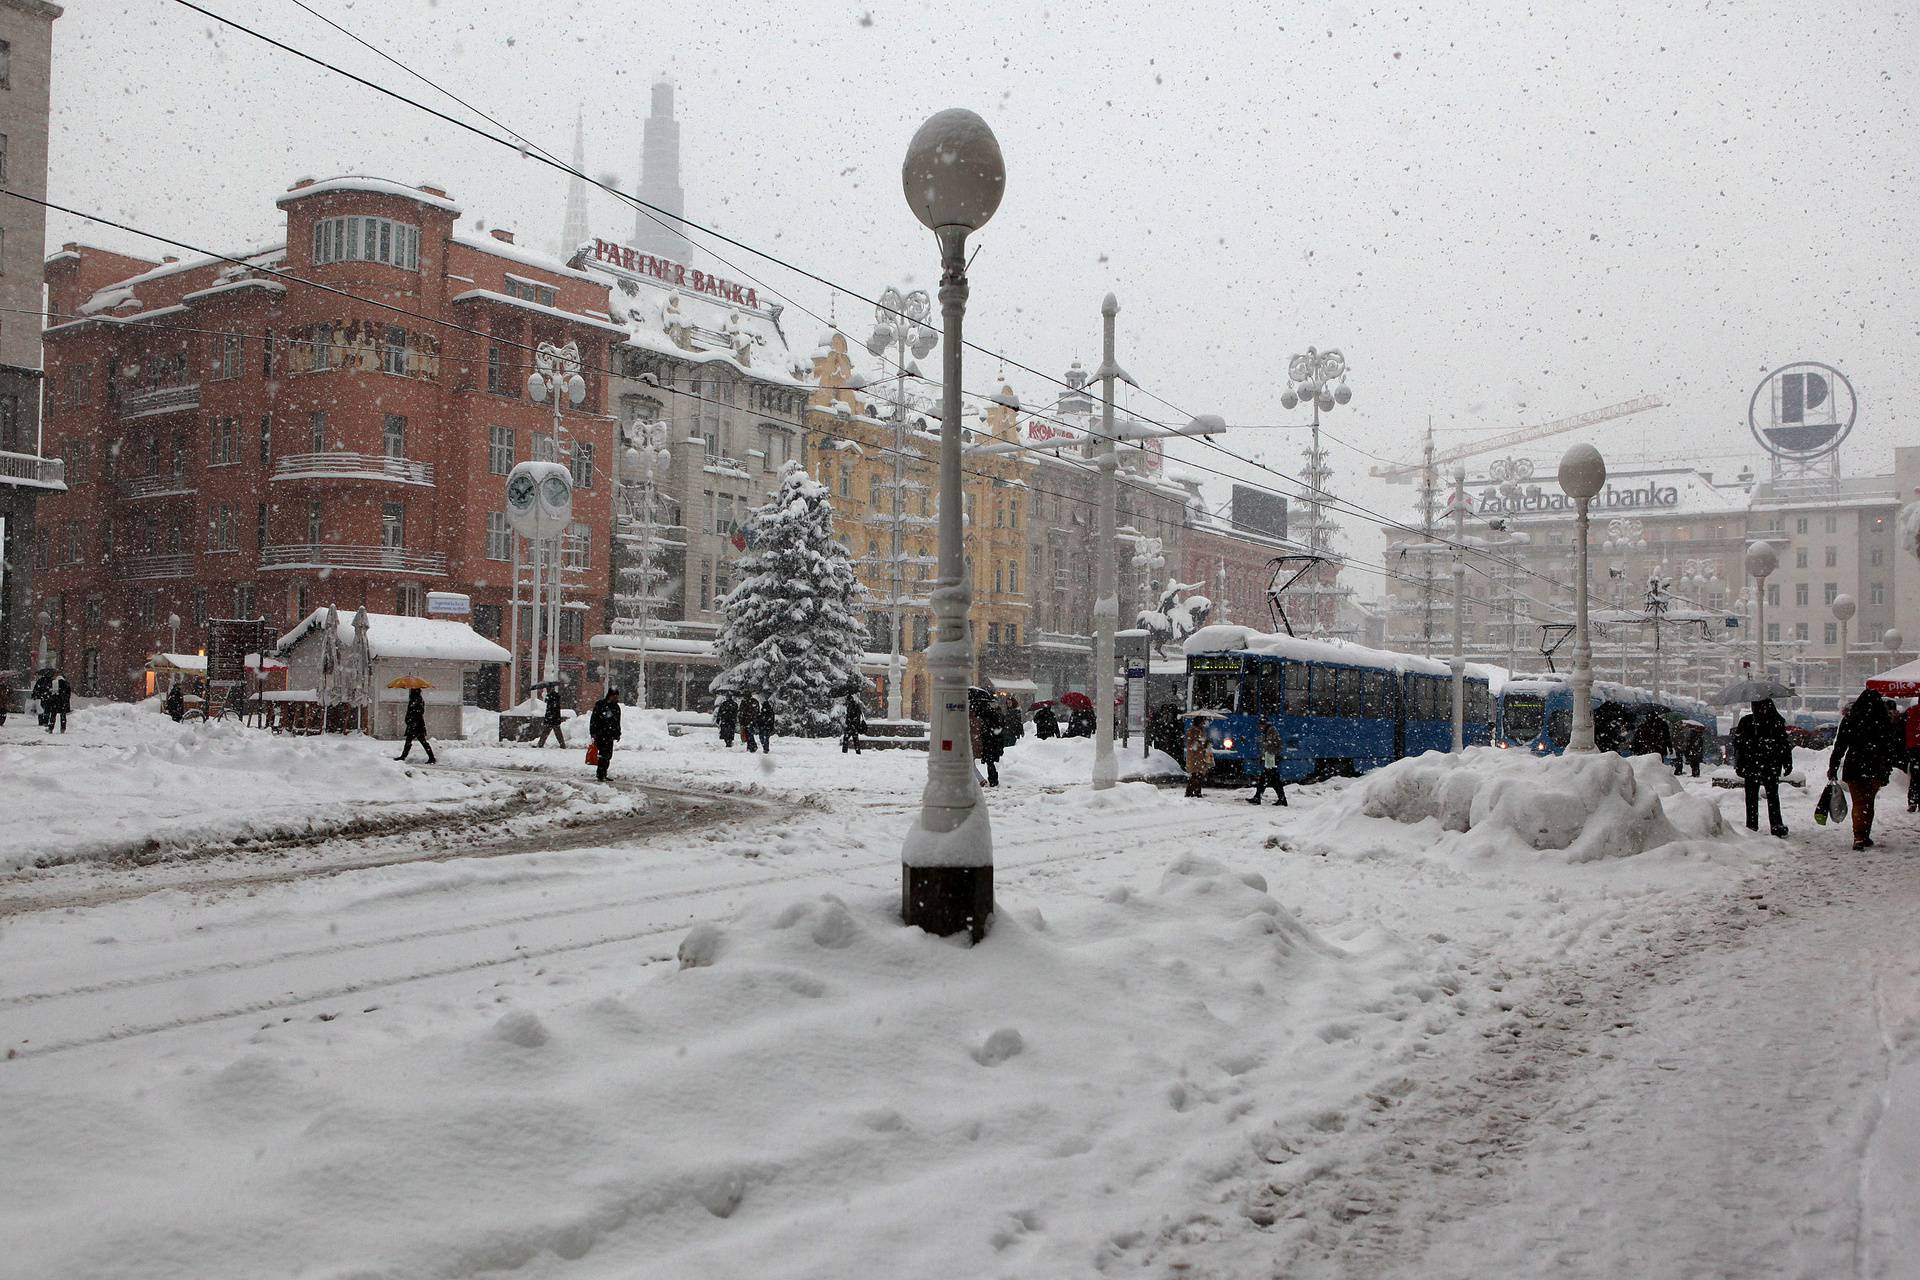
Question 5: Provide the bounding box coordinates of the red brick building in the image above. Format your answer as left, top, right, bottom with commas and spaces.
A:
37, 176, 623, 705
1182, 520, 1289, 632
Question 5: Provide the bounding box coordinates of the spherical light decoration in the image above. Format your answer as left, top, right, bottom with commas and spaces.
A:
1557, 443, 1606, 500
1832, 593, 1856, 622
1317, 392, 1335, 412
902, 109, 1006, 233
1743, 540, 1780, 580
1885, 628, 1904, 652
1334, 383, 1352, 405
1281, 391, 1298, 410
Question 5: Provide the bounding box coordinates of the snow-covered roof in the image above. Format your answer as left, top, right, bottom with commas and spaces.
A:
278, 609, 510, 665
594, 259, 809, 387
449, 288, 629, 335
450, 231, 603, 284
180, 278, 289, 305
276, 176, 463, 214
1182, 624, 1458, 678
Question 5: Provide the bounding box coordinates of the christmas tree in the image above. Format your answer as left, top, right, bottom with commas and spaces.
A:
714, 462, 869, 734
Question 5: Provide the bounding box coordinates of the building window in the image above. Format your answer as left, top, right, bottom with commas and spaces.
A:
1009, 562, 1019, 594
309, 411, 327, 453
84, 594, 103, 629
209, 416, 239, 465
1794, 548, 1808, 570
211, 504, 239, 551
1795, 583, 1808, 607
563, 521, 590, 569
1824, 546, 1837, 568
210, 331, 243, 381
1825, 514, 1838, 534
192, 587, 207, 626
381, 326, 407, 376
0, 40, 11, 90
504, 277, 557, 307
533, 432, 557, 463
1869, 582, 1885, 607
570, 440, 594, 489
1822, 582, 1837, 605
472, 604, 501, 639
0, 134, 7, 182
257, 502, 268, 551
381, 502, 405, 550
486, 512, 512, 561
311, 215, 420, 271
698, 562, 712, 611
382, 414, 406, 458
396, 582, 423, 616
487, 343, 517, 396
993, 565, 1003, 594
1765, 622, 1779, 642
139, 590, 157, 629
1825, 622, 1839, 646
559, 609, 584, 644
488, 425, 514, 475
1794, 517, 1807, 535
234, 582, 255, 618
259, 415, 272, 464
1870, 547, 1884, 567
307, 501, 323, 545
1765, 583, 1779, 607
1795, 622, 1809, 642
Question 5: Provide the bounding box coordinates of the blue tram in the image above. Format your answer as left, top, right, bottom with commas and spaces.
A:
1182, 627, 1492, 784
1495, 674, 1717, 756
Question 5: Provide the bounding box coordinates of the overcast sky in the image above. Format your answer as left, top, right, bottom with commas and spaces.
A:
47, 0, 1919, 591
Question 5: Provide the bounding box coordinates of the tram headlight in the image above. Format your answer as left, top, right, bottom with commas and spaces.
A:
1220, 736, 1234, 750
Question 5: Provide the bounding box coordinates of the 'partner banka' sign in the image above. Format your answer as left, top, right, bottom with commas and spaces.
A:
589, 238, 758, 309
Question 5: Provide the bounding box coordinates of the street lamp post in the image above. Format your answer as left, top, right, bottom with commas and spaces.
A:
899, 108, 1005, 942
1092, 293, 1123, 791
1831, 592, 1856, 697
1279, 349, 1354, 637
617, 421, 672, 706
1884, 628, 1905, 673
1558, 444, 1606, 752
1449, 465, 1468, 752
1744, 541, 1779, 679
527, 343, 587, 689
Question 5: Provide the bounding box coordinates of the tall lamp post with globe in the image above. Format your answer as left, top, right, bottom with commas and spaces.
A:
1744, 540, 1780, 680
1558, 444, 1606, 752
899, 109, 1005, 942
1831, 593, 1855, 696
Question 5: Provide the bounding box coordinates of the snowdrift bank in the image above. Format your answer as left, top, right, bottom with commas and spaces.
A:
5, 854, 1450, 1279
0, 703, 520, 871
1304, 747, 1733, 862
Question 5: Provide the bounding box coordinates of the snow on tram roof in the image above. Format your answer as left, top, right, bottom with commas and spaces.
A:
1181, 624, 1458, 678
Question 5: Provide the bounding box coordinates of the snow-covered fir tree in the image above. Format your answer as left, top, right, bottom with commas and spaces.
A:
714, 462, 869, 734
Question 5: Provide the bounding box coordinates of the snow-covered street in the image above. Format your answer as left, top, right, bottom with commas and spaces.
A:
6, 712, 1913, 1277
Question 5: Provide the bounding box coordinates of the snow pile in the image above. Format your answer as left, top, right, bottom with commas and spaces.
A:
0, 703, 517, 870
4, 855, 1449, 1279
1309, 747, 1732, 862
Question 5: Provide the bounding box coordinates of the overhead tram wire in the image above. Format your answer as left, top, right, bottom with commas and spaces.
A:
182, 0, 1585, 607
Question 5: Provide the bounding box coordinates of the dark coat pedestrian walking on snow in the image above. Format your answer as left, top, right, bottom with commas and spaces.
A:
1249, 720, 1288, 806
1905, 701, 1920, 813
739, 694, 760, 752
1033, 703, 1059, 740
397, 688, 436, 763
970, 690, 1004, 787
755, 696, 777, 753
1733, 699, 1793, 837
715, 694, 739, 748
841, 695, 866, 754
31, 670, 52, 729
1829, 688, 1904, 850
164, 684, 186, 722
589, 689, 622, 782
535, 687, 568, 748
1631, 712, 1673, 762
1183, 721, 1215, 798
44, 672, 70, 734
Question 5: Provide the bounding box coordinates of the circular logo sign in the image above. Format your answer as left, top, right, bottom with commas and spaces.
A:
1749, 362, 1856, 461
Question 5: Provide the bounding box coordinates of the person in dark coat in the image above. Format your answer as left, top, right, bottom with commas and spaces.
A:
1903, 699, 1920, 814
738, 693, 759, 753
1067, 703, 1096, 739
0, 670, 11, 726
535, 686, 567, 748
1249, 720, 1288, 806
841, 694, 866, 754
715, 693, 739, 749
1732, 699, 1792, 838
589, 688, 621, 782
970, 691, 1004, 787
45, 671, 71, 734
754, 695, 777, 753
1033, 703, 1059, 740
164, 683, 186, 722
1630, 710, 1673, 762
1681, 724, 1706, 778
1183, 721, 1214, 798
31, 670, 52, 729
1828, 688, 1904, 850
396, 688, 436, 763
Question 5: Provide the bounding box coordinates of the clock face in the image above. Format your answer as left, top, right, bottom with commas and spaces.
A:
540, 474, 572, 509
506, 473, 537, 510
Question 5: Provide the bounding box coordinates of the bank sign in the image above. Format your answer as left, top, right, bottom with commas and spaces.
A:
1476, 480, 1681, 517
588, 238, 759, 309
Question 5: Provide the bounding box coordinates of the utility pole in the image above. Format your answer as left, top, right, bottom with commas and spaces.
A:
1092, 294, 1122, 792
1450, 465, 1468, 751
1418, 426, 1438, 657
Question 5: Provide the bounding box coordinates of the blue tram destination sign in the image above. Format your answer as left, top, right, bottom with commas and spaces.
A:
1749, 362, 1856, 461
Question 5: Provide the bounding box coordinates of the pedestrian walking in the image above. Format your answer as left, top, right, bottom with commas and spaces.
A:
1631, 710, 1673, 763
1732, 698, 1792, 838
0, 670, 11, 727
1033, 702, 1059, 740
396, 688, 436, 764
589, 688, 621, 782
31, 669, 52, 729
1183, 720, 1214, 798
715, 693, 739, 749
163, 683, 186, 723
534, 686, 568, 749
1905, 698, 1920, 813
969, 689, 1004, 788
755, 695, 777, 754
739, 693, 760, 752
1682, 724, 1706, 778
841, 694, 866, 754
1828, 688, 1904, 851
45, 670, 71, 734
1248, 719, 1288, 806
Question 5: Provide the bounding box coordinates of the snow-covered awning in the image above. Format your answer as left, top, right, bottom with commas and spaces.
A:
279, 609, 509, 664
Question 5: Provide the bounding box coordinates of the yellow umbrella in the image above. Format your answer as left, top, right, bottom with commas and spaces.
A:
387, 676, 435, 690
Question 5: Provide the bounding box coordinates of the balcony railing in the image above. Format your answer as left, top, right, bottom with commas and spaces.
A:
272, 452, 435, 486
123, 553, 194, 580
118, 383, 201, 420
121, 471, 196, 499
260, 543, 448, 576
0, 450, 66, 491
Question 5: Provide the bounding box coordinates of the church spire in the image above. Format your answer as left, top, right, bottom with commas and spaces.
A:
559, 107, 591, 260
635, 79, 692, 261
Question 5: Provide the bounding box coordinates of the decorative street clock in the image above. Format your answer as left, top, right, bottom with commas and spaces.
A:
505, 460, 573, 542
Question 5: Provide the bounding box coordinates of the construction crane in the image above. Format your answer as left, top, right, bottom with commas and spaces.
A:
1368, 394, 1666, 484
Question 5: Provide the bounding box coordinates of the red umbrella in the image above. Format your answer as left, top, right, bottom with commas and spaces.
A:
1057, 691, 1094, 712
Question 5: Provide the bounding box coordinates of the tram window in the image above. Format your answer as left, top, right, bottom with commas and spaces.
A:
1310, 666, 1339, 717
1362, 671, 1390, 718
1504, 695, 1545, 742
1337, 668, 1365, 717
1285, 663, 1309, 714
1256, 663, 1283, 714
1548, 708, 1572, 747
1467, 683, 1491, 725
1190, 672, 1238, 711
1417, 676, 1440, 719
